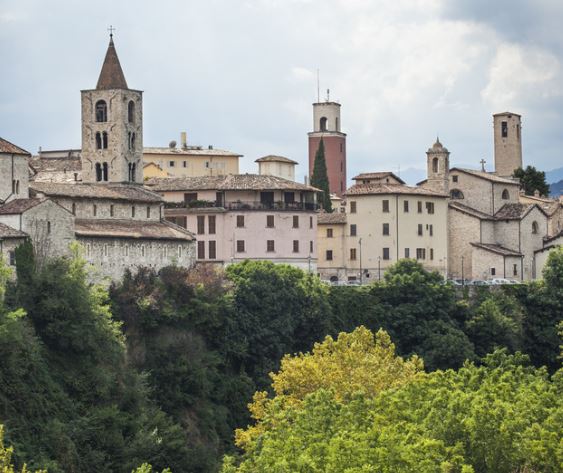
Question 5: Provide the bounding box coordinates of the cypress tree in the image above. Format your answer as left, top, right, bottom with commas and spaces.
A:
310, 139, 333, 212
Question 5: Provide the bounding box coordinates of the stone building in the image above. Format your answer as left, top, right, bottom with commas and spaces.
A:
494, 112, 522, 178
534, 231, 563, 277
255, 155, 298, 181
0, 138, 30, 203
308, 98, 347, 196
145, 174, 319, 271
0, 223, 27, 270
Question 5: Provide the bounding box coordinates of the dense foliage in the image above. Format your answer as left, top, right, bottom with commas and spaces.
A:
1, 246, 561, 472
513, 165, 550, 196
310, 138, 333, 211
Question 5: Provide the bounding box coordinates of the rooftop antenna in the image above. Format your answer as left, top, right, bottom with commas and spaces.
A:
326, 88, 330, 102
108, 25, 116, 39
317, 69, 320, 103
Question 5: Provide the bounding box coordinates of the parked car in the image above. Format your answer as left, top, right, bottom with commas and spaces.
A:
470, 279, 491, 286
447, 279, 463, 286
491, 278, 513, 285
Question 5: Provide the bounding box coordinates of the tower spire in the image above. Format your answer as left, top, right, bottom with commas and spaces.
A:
96, 32, 128, 90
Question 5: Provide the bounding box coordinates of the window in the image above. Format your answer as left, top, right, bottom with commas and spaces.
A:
47, 221, 51, 234
326, 250, 333, 261
426, 202, 435, 214
383, 247, 390, 260
293, 240, 299, 253
417, 201, 422, 213
95, 132, 102, 150
102, 132, 108, 149
293, 215, 299, 228
131, 206, 135, 217
128, 100, 135, 123
183, 161, 187, 168
110, 204, 114, 217
382, 200, 390, 213
450, 189, 464, 199
72, 203, 76, 215
404, 200, 409, 213
209, 241, 217, 259
320, 116, 328, 131
184, 193, 198, 203
178, 246, 182, 258
429, 224, 433, 236
197, 241, 205, 259
430, 248, 434, 260
284, 192, 295, 203
350, 248, 357, 260
516, 124, 520, 140
502, 189, 509, 200
491, 267, 496, 276
310, 216, 313, 229
169, 161, 175, 167
501, 121, 508, 138
266, 215, 274, 228
95, 100, 107, 122
236, 215, 244, 227
8, 251, 15, 266
432, 157, 439, 173
236, 240, 245, 253
418, 224, 423, 236
513, 264, 518, 276
208, 215, 216, 234
416, 248, 426, 260
197, 216, 205, 234
267, 240, 275, 252
146, 206, 151, 218
310, 241, 313, 253
326, 228, 333, 238
128, 132, 136, 151
93, 204, 97, 216
532, 221, 538, 234
452, 175, 458, 183
404, 248, 410, 258
383, 223, 389, 236
350, 224, 357, 236
350, 201, 357, 213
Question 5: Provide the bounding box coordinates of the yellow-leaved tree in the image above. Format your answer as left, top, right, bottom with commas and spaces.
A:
235, 326, 424, 449
0, 425, 46, 473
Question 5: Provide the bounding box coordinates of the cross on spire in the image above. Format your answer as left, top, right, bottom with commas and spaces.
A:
480, 158, 486, 172
108, 25, 116, 38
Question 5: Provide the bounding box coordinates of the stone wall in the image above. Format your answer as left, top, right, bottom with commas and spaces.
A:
448, 208, 480, 279
54, 197, 162, 221
0, 153, 29, 202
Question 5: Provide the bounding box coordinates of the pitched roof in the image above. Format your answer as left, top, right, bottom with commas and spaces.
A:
470, 243, 522, 257
345, 183, 447, 198
544, 230, 563, 245
0, 198, 43, 215
494, 203, 537, 220
96, 37, 128, 90
0, 222, 27, 239
449, 201, 494, 220
145, 174, 319, 192
74, 218, 194, 241
29, 156, 82, 183
0, 137, 31, 156
519, 194, 561, 216
451, 168, 520, 185
255, 155, 298, 164
30, 182, 162, 203
352, 172, 406, 184
144, 147, 242, 157
318, 212, 347, 224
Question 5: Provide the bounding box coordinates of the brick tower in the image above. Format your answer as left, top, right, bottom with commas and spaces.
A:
308, 97, 347, 196
81, 34, 143, 184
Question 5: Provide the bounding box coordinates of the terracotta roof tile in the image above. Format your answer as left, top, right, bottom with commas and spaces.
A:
0, 137, 31, 155
451, 168, 520, 185
318, 212, 347, 224
0, 198, 43, 214
352, 172, 405, 184
449, 202, 494, 220
345, 183, 447, 197
494, 203, 534, 220
30, 182, 162, 203
255, 155, 298, 164
74, 218, 194, 241
0, 222, 27, 239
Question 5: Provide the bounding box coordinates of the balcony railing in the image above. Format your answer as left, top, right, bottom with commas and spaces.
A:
165, 200, 319, 211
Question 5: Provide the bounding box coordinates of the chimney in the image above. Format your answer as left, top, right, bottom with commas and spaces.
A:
534, 189, 540, 198
181, 132, 187, 149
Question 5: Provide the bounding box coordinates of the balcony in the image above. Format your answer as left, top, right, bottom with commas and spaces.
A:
164, 200, 319, 211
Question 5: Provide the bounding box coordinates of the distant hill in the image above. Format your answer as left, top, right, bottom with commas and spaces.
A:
546, 167, 563, 184
550, 179, 563, 198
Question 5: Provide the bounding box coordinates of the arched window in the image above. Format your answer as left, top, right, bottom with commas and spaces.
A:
532, 221, 538, 234
102, 132, 108, 149
95, 132, 102, 150
450, 189, 464, 199
128, 100, 135, 123
95, 100, 107, 122
131, 163, 136, 182
501, 189, 509, 200
335, 117, 339, 131
432, 157, 439, 173
128, 132, 136, 151
320, 116, 328, 131
102, 162, 108, 181
95, 163, 102, 181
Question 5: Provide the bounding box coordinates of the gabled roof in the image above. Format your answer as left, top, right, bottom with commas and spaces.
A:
352, 172, 406, 184
96, 36, 128, 90
494, 203, 547, 220
74, 218, 194, 241
449, 201, 494, 220
0, 222, 27, 239
345, 183, 447, 198
0, 137, 31, 156
450, 168, 519, 185
144, 147, 242, 157
255, 155, 298, 164
0, 198, 43, 215
318, 211, 347, 224
543, 230, 563, 245
470, 243, 522, 257
30, 182, 163, 203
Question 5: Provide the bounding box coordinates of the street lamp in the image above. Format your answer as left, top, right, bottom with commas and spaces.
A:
359, 238, 363, 285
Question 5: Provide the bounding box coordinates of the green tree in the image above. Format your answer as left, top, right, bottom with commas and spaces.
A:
310, 138, 333, 211
513, 166, 550, 196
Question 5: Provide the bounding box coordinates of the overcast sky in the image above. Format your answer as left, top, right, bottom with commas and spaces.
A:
1, 0, 562, 184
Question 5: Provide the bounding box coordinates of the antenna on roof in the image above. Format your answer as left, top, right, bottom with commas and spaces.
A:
326, 88, 330, 102
317, 69, 320, 103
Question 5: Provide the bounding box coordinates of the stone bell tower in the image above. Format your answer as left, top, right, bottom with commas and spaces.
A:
308, 92, 347, 197
493, 112, 522, 178
425, 138, 450, 194
81, 33, 143, 184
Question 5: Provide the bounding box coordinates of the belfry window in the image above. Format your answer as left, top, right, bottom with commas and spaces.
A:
102, 162, 108, 181
95, 100, 107, 122
95, 163, 102, 181
432, 157, 439, 173
95, 132, 102, 150
102, 132, 108, 149
128, 100, 135, 123
501, 189, 509, 200
501, 121, 508, 138
320, 116, 328, 131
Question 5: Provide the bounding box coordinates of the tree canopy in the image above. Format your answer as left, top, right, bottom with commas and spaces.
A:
513, 165, 550, 196
310, 138, 333, 211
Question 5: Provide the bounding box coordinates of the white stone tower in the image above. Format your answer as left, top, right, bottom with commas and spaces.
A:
493, 112, 522, 178
426, 138, 450, 194
81, 34, 143, 184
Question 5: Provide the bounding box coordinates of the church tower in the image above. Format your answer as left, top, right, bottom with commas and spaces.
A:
493, 112, 522, 177
425, 138, 450, 195
81, 34, 143, 184
308, 96, 347, 197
